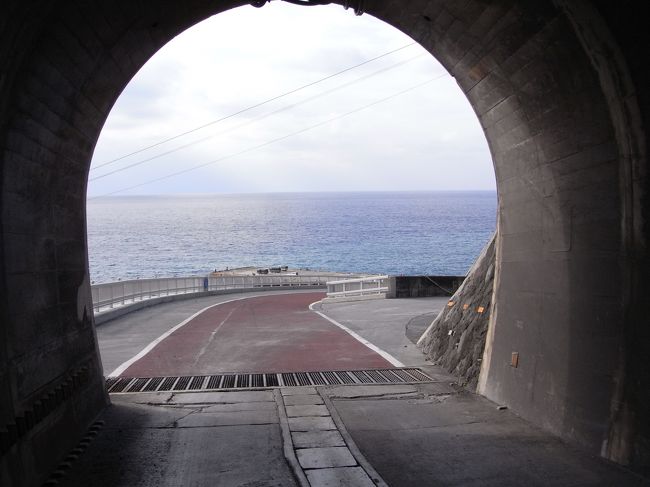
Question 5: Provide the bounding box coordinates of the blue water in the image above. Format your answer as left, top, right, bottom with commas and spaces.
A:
86, 191, 496, 284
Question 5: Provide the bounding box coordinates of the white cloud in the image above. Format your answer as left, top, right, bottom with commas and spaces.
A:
88, 2, 494, 196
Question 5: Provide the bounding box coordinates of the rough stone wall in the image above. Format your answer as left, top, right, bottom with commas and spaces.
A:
419, 234, 495, 390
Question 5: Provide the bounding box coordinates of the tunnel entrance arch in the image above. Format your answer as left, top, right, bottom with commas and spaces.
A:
1, 1, 648, 484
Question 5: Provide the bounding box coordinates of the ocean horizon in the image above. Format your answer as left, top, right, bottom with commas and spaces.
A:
87, 190, 497, 284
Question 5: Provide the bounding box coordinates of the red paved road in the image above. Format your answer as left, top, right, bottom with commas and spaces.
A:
121, 292, 392, 376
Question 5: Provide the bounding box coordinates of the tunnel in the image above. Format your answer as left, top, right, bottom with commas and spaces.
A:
1, 0, 649, 484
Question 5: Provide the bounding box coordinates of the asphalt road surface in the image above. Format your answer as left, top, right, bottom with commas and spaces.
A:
117, 292, 393, 376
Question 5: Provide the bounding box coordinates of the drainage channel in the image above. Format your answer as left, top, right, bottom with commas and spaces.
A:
106, 367, 433, 393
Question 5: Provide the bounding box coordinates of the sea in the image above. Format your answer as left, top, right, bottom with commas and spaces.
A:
86, 191, 497, 284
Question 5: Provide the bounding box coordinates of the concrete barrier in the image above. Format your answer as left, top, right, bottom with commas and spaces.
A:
93, 285, 325, 326
386, 275, 465, 298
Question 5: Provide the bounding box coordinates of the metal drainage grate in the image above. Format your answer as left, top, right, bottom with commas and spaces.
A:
106, 368, 433, 394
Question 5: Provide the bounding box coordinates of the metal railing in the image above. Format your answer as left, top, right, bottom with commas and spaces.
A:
91, 274, 333, 314
326, 275, 389, 299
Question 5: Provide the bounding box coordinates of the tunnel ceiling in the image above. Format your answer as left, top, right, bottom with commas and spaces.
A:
0, 0, 649, 484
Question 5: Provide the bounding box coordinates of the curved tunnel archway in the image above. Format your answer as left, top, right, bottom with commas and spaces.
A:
1, 1, 648, 483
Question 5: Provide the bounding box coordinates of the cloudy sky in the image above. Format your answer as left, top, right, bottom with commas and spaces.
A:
87, 2, 495, 197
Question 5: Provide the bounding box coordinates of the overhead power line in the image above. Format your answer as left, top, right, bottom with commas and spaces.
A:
88, 73, 447, 199
91, 42, 417, 171
89, 53, 426, 182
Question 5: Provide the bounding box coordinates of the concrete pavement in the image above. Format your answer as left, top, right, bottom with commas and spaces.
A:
327, 383, 649, 486
60, 390, 298, 487
57, 382, 648, 486
76, 293, 650, 486
315, 297, 448, 366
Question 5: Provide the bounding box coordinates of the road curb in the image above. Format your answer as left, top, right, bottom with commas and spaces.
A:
274, 389, 311, 487
318, 388, 390, 487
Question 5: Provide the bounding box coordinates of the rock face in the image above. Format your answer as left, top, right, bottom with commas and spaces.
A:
418, 234, 496, 390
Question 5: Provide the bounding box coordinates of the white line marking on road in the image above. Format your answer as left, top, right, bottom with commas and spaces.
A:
309, 301, 405, 367
108, 292, 303, 377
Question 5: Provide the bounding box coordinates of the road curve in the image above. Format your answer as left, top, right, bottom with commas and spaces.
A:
119, 292, 393, 376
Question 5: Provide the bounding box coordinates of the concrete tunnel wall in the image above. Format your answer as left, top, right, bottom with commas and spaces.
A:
0, 0, 648, 484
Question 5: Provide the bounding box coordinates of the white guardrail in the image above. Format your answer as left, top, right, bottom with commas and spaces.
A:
91, 275, 333, 314
326, 275, 389, 299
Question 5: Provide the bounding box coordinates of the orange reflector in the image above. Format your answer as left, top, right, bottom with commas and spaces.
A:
447, 301, 454, 307
463, 304, 469, 310
477, 306, 485, 313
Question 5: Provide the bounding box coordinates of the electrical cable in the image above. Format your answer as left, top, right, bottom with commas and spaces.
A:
89, 53, 426, 182
424, 275, 455, 295
91, 42, 417, 171
88, 74, 446, 198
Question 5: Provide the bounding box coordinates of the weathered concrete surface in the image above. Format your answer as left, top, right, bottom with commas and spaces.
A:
58, 392, 297, 487
47, 382, 649, 487
419, 234, 495, 389
2, 0, 650, 482
292, 430, 345, 448
405, 311, 438, 344
330, 383, 649, 487
316, 297, 448, 366
306, 467, 375, 487
280, 385, 382, 486
386, 275, 464, 298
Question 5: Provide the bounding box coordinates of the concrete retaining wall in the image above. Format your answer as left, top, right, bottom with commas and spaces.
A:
387, 275, 465, 298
